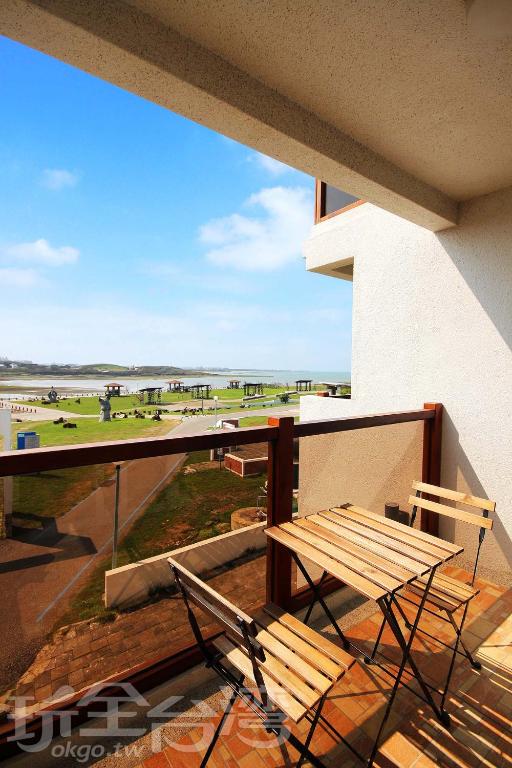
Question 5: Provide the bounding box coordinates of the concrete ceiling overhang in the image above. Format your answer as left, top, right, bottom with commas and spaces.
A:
4, 1, 510, 231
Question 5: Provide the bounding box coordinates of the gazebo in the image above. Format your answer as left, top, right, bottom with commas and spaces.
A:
243, 382, 264, 397
227, 379, 241, 389
137, 386, 162, 405
189, 383, 212, 399
168, 379, 185, 392
105, 383, 124, 397
295, 379, 313, 392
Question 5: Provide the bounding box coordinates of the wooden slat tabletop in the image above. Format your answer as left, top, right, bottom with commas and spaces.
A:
265, 504, 463, 602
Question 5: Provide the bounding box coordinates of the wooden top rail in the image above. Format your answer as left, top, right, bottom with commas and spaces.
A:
0, 425, 279, 477
0, 408, 434, 477
293, 408, 435, 439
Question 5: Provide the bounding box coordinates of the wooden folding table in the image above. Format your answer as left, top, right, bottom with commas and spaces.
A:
265, 503, 463, 766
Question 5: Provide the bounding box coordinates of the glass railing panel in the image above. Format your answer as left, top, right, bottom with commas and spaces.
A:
0, 442, 268, 717
294, 420, 423, 594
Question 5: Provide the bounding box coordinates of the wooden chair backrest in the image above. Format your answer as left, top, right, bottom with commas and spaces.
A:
410, 481, 494, 530
168, 557, 264, 660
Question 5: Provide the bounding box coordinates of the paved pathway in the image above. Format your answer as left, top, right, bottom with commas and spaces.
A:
0, 400, 79, 421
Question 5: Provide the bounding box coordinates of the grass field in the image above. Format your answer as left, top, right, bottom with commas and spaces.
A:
4, 417, 176, 528
17, 394, 171, 415
16, 385, 321, 415
11, 415, 175, 447
59, 453, 264, 625
238, 414, 299, 427
9, 466, 113, 525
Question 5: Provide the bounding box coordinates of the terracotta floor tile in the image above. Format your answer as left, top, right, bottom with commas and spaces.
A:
143, 751, 170, 768
18, 566, 508, 768
380, 731, 422, 767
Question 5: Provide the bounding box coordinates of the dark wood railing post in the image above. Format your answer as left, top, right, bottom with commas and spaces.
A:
422, 402, 443, 535
266, 416, 294, 607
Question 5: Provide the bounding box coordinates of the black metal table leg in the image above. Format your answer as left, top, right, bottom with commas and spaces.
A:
366, 567, 450, 768
447, 607, 481, 669
365, 613, 386, 664
382, 596, 450, 725
303, 569, 328, 625
292, 552, 350, 650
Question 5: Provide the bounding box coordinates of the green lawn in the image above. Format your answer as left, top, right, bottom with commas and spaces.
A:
59, 456, 264, 625
5, 417, 175, 529
17, 384, 323, 415
200, 401, 300, 417
9, 465, 113, 525
11, 416, 175, 447
232, 414, 301, 427
18, 394, 171, 415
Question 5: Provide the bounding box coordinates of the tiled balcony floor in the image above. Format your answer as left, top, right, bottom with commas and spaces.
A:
132, 568, 511, 768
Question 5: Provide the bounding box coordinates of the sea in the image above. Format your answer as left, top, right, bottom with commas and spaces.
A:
0, 369, 350, 398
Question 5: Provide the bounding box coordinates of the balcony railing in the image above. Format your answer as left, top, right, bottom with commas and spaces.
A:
0, 403, 442, 756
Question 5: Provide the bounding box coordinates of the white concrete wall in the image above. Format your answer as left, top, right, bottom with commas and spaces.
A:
105, 522, 266, 608
301, 186, 512, 584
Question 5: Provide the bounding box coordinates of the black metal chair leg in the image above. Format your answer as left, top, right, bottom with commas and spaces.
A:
447, 610, 482, 670
440, 602, 476, 712
297, 696, 326, 768
199, 677, 243, 768
285, 729, 329, 768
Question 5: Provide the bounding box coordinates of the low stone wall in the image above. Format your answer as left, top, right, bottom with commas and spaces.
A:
104, 521, 266, 609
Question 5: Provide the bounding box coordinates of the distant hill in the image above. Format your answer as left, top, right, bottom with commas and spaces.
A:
88, 363, 131, 371
0, 359, 208, 377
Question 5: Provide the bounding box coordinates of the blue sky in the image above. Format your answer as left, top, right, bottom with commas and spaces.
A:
0, 35, 352, 371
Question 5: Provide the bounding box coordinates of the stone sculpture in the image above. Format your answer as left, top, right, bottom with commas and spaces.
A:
99, 395, 112, 422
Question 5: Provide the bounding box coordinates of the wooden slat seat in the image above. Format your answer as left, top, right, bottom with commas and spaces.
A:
395, 481, 495, 680
406, 571, 478, 613
213, 635, 308, 722
169, 556, 355, 730
214, 605, 354, 723
263, 603, 353, 669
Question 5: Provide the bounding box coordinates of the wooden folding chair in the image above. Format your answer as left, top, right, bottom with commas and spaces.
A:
382, 481, 494, 708
168, 557, 356, 768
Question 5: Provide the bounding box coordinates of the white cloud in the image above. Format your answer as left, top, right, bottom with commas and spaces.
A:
250, 152, 291, 177
41, 168, 79, 190
4, 238, 79, 266
0, 290, 352, 370
0, 267, 41, 287
138, 260, 249, 295
199, 186, 312, 271
139, 262, 182, 279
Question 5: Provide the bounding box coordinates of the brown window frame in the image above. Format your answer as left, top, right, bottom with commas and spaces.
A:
314, 179, 365, 223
